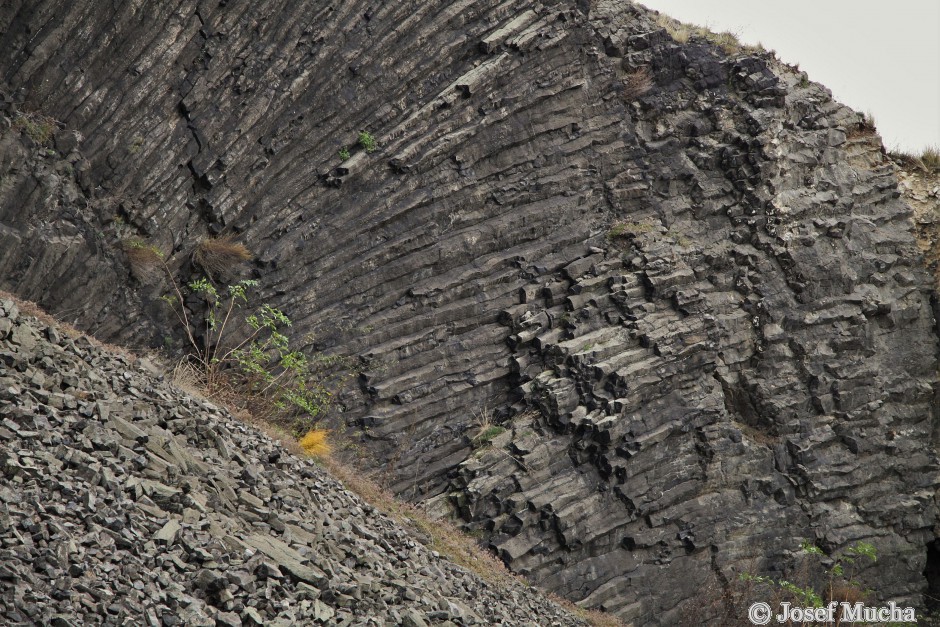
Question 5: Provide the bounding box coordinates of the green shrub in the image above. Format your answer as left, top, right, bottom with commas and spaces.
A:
13, 111, 57, 146
740, 542, 878, 618
170, 277, 341, 429
124, 239, 346, 432
472, 425, 507, 447
682, 541, 882, 626
358, 131, 377, 153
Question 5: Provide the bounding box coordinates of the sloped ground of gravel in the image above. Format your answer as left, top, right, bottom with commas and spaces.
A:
0, 297, 585, 626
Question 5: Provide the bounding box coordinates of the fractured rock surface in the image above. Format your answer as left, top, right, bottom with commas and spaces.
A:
0, 298, 585, 626
0, 0, 938, 621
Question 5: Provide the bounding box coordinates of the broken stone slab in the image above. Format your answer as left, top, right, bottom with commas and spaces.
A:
241, 534, 328, 588
154, 519, 181, 545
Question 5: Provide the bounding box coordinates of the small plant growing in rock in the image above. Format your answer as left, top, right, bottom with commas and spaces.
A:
889, 144, 940, 174
129, 135, 145, 154
608, 220, 655, 244
122, 237, 345, 432
339, 147, 351, 160
469, 405, 506, 448
473, 425, 507, 448
682, 541, 881, 626
299, 427, 331, 458
13, 111, 58, 146
738, 541, 878, 624
193, 236, 252, 279
358, 131, 378, 153
622, 67, 652, 101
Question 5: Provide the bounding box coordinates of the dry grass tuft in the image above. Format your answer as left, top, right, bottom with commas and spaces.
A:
299, 428, 331, 458
891, 145, 940, 175
0, 290, 76, 337
654, 13, 768, 57
469, 404, 507, 448
13, 111, 58, 146
623, 67, 653, 101
830, 581, 868, 607
656, 14, 691, 43
122, 240, 165, 280
676, 570, 760, 627
709, 30, 742, 54
922, 145, 940, 171
171, 358, 208, 398
193, 236, 252, 277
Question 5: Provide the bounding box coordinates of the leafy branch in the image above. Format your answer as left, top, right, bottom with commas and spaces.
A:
124, 239, 349, 429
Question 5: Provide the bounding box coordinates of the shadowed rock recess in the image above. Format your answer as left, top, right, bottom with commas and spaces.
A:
0, 0, 938, 623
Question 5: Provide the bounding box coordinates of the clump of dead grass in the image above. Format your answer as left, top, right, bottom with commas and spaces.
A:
890, 144, 940, 175
623, 67, 653, 101
122, 239, 165, 281
656, 13, 691, 43
299, 428, 331, 458
655, 13, 765, 56
193, 236, 252, 277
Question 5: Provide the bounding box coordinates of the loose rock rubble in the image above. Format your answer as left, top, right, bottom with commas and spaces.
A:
0, 299, 586, 626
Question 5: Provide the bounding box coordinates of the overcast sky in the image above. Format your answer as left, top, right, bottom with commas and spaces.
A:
638, 0, 939, 153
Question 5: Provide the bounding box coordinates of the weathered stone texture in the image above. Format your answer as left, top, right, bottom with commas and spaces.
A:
0, 299, 584, 625
0, 0, 938, 622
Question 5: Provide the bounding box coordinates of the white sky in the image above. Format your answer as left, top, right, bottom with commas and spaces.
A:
638, 0, 940, 153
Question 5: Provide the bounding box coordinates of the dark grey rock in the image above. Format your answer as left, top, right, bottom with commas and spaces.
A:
0, 0, 937, 624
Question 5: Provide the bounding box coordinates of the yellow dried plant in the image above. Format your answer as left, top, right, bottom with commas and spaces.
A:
299, 428, 331, 458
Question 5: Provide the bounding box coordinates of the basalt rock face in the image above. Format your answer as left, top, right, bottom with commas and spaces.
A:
1, 0, 939, 623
